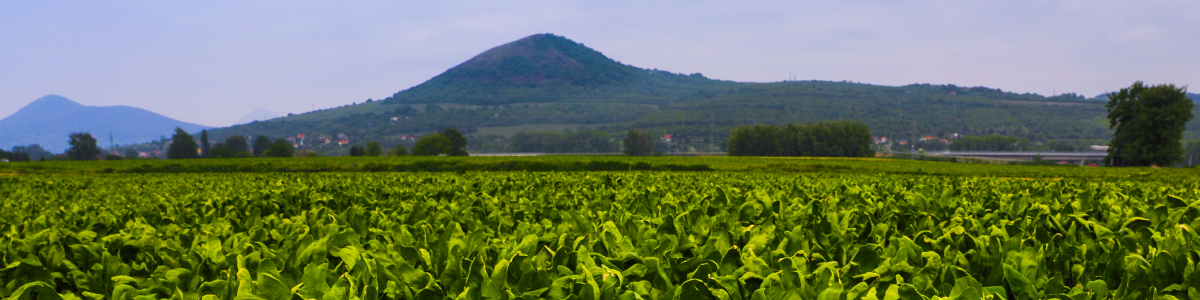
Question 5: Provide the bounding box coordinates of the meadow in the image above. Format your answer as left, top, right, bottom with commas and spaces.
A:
2, 157, 1199, 299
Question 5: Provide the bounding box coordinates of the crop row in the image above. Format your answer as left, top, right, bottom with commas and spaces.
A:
2, 172, 1199, 299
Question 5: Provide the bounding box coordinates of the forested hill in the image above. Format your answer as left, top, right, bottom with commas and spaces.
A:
205, 33, 1200, 154
383, 33, 730, 106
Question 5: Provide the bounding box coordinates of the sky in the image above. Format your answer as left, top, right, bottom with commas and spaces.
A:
2, 1, 1198, 127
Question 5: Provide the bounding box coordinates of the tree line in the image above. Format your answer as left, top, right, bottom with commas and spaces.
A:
508, 129, 620, 153
0, 144, 53, 161
348, 128, 469, 157
727, 120, 874, 157
48, 126, 474, 161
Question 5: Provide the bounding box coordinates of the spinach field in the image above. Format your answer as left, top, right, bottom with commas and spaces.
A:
3, 160, 1200, 299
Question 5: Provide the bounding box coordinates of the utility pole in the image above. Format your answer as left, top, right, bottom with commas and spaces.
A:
710, 114, 714, 152
109, 132, 114, 154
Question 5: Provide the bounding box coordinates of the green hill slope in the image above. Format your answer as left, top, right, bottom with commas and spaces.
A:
207, 34, 1199, 154
383, 33, 733, 106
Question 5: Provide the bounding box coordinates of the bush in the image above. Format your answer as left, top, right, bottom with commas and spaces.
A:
413, 134, 453, 156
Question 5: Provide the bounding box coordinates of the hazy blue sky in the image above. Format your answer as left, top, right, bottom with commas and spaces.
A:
3, 1, 1197, 127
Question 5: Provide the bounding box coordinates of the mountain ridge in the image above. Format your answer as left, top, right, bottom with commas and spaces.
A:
384, 34, 725, 106
199, 34, 1199, 154
0, 95, 211, 152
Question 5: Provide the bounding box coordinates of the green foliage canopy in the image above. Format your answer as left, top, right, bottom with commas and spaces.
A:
67, 132, 101, 160
4, 170, 1200, 298
623, 129, 655, 156
261, 138, 294, 158
390, 145, 408, 156
412, 134, 453, 156
253, 135, 272, 157
225, 135, 249, 154
209, 142, 234, 158
167, 127, 199, 159
441, 128, 469, 156
728, 120, 874, 157
1105, 81, 1194, 166
200, 129, 210, 158
365, 141, 382, 157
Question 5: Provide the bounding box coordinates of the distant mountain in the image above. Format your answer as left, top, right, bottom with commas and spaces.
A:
0, 95, 211, 152
384, 33, 726, 106
209, 34, 1200, 154
235, 109, 281, 125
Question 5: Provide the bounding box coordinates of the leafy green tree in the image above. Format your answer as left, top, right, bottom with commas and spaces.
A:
225, 136, 249, 154
209, 142, 233, 158
124, 148, 139, 159
366, 141, 383, 156
1105, 82, 1194, 166
728, 120, 873, 157
441, 128, 469, 156
413, 134, 453, 156
390, 145, 409, 156
349, 145, 365, 157
0, 149, 30, 162
623, 129, 655, 156
13, 145, 51, 161
262, 138, 294, 157
425, 104, 445, 114
67, 132, 102, 160
200, 130, 210, 158
168, 127, 200, 159
253, 135, 272, 157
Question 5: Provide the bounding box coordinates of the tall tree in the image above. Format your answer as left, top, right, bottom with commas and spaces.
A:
1105, 82, 1194, 166
200, 130, 210, 158
253, 135, 272, 157
167, 127, 200, 159
67, 132, 101, 160
365, 141, 383, 156
262, 138, 295, 157
623, 129, 655, 156
412, 134, 453, 156
390, 145, 409, 156
225, 135, 249, 155
208, 142, 233, 158
441, 127, 469, 156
